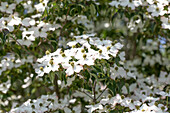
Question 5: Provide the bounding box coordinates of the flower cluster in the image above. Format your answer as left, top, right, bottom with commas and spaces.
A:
0, 54, 33, 75
11, 93, 81, 113
35, 34, 123, 77
109, 0, 170, 30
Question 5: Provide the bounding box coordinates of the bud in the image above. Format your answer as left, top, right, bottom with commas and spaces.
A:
108, 94, 112, 98
142, 109, 145, 112
49, 59, 54, 65
31, 105, 35, 109
161, 106, 165, 111
126, 69, 129, 72
115, 67, 118, 71
39, 103, 43, 106
42, 3, 45, 6
45, 50, 50, 55
6, 5, 9, 8
81, 49, 85, 53
40, 67, 43, 71
72, 45, 76, 48
149, 93, 153, 97
99, 49, 102, 54
107, 46, 111, 50
154, 102, 158, 106
70, 62, 74, 67
83, 54, 87, 59
62, 53, 65, 57
121, 95, 125, 99
156, 7, 159, 12
135, 106, 140, 110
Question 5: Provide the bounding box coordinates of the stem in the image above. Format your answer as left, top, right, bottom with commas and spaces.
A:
54, 74, 60, 99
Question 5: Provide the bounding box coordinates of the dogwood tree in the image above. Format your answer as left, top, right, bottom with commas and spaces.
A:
0, 0, 169, 112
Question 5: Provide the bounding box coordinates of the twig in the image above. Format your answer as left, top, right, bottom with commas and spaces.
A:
78, 89, 93, 100
96, 86, 108, 101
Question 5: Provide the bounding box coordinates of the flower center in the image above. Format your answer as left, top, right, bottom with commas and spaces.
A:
49, 59, 54, 65
156, 7, 159, 12
62, 53, 65, 57
107, 46, 111, 50
83, 54, 87, 59
70, 62, 74, 67
99, 49, 102, 54
81, 49, 85, 53
40, 67, 44, 71
45, 50, 50, 55
6, 5, 9, 8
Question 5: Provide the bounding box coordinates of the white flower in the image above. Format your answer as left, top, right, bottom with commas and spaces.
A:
110, 64, 126, 79
29, 26, 47, 38
119, 52, 125, 61
73, 105, 81, 113
147, 4, 167, 17
86, 104, 103, 113
17, 39, 32, 47
109, 1, 120, 8
22, 0, 34, 13
8, 15, 21, 26
161, 16, 170, 30
64, 107, 72, 113
22, 30, 35, 41
34, 0, 49, 12
43, 60, 59, 74
127, 16, 144, 33
94, 50, 110, 60
0, 17, 14, 32
0, 2, 16, 14
62, 62, 83, 76
22, 18, 35, 27
0, 79, 11, 94
158, 71, 170, 84
156, 91, 170, 97
114, 42, 124, 49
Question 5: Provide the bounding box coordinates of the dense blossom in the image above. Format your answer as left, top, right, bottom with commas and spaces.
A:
0, 0, 169, 112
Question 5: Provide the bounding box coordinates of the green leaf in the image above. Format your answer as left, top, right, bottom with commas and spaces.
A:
108, 80, 116, 96
90, 73, 99, 83
90, 4, 96, 16
49, 72, 55, 84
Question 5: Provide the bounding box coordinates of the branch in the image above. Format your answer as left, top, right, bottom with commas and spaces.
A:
93, 81, 97, 104
59, 7, 70, 37
54, 74, 60, 99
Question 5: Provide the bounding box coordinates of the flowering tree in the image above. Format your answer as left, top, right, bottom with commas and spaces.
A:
0, 0, 169, 112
